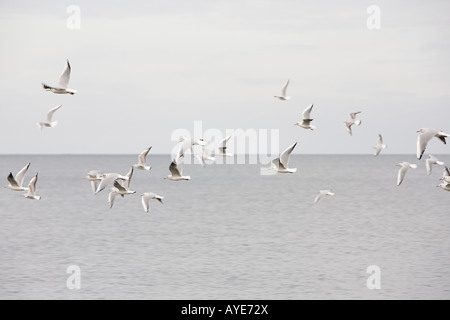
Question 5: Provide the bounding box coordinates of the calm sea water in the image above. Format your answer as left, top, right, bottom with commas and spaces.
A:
0, 154, 449, 300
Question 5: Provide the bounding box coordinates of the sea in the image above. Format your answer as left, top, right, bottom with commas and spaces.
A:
0, 154, 449, 300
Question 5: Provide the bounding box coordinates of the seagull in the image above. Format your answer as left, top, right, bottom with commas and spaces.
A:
141, 192, 164, 213
271, 142, 297, 173
416, 128, 449, 160
42, 60, 77, 95
314, 190, 335, 203
21, 173, 41, 200
396, 162, 417, 186
294, 104, 316, 130
196, 147, 215, 167
108, 180, 136, 209
374, 134, 387, 156
5, 163, 31, 191
133, 147, 152, 171
84, 171, 104, 194
274, 79, 290, 100
216, 136, 233, 157
425, 155, 444, 176
344, 112, 362, 136
164, 157, 190, 181
95, 172, 129, 194
37, 105, 62, 130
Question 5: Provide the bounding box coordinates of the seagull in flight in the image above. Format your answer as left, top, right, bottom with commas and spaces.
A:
165, 156, 190, 181
42, 60, 77, 95
344, 112, 362, 136
216, 136, 233, 157
141, 192, 164, 213
294, 104, 316, 130
425, 155, 444, 176
108, 180, 136, 209
21, 173, 41, 200
274, 79, 290, 100
416, 128, 449, 160
133, 147, 152, 171
396, 162, 417, 186
314, 190, 335, 203
5, 163, 31, 191
270, 142, 297, 173
38, 105, 62, 130
374, 134, 387, 156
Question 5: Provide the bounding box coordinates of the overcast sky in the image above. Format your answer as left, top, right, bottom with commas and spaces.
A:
1, 0, 449, 155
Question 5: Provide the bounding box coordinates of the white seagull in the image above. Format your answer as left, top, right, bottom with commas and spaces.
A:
216, 136, 233, 157
42, 60, 77, 95
95, 172, 129, 194
133, 147, 152, 171
271, 142, 297, 173
108, 180, 136, 209
344, 111, 362, 136
37, 105, 62, 130
274, 79, 290, 100
416, 128, 449, 160
5, 163, 31, 191
396, 162, 417, 186
425, 155, 444, 176
294, 104, 316, 130
165, 157, 190, 181
374, 134, 387, 156
141, 192, 164, 213
314, 190, 335, 203
21, 173, 41, 200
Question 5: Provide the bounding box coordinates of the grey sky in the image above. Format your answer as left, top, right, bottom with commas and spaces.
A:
0, 0, 449, 155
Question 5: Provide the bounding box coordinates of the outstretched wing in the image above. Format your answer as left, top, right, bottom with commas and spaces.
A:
279, 142, 297, 168
47, 105, 62, 123
58, 60, 71, 89
281, 79, 289, 97
302, 104, 314, 120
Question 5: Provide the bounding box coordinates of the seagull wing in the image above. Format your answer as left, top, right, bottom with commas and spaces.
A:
58, 60, 71, 89
169, 160, 182, 177
28, 173, 38, 195
302, 104, 314, 120
377, 134, 383, 145
46, 105, 62, 123
122, 167, 134, 189
138, 147, 151, 165
397, 165, 408, 186
7, 173, 19, 188
113, 180, 127, 193
350, 112, 361, 120
279, 142, 297, 168
314, 192, 323, 203
272, 158, 284, 170
281, 79, 289, 97
108, 191, 118, 209
15, 163, 31, 187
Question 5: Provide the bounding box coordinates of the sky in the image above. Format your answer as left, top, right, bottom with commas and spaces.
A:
0, 0, 449, 155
